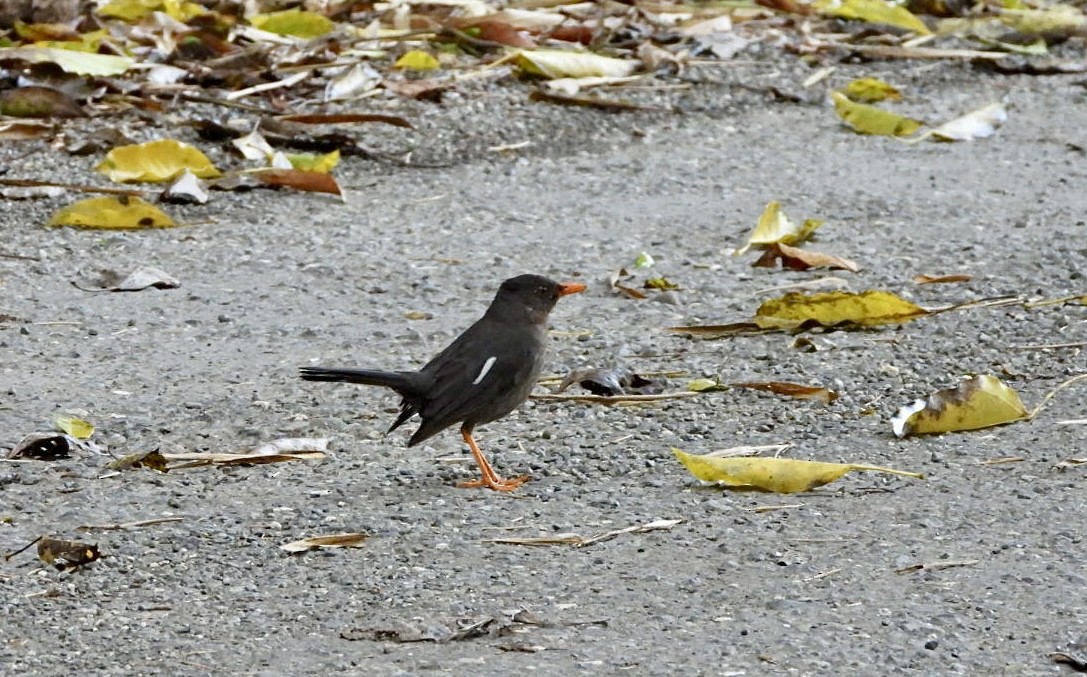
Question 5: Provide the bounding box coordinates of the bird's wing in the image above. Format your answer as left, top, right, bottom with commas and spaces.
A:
408, 320, 543, 444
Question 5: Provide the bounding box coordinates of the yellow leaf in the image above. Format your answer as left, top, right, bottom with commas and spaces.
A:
96, 139, 221, 183
250, 8, 334, 39
54, 414, 94, 439
395, 50, 440, 71
514, 49, 638, 79
840, 77, 902, 103
1000, 5, 1087, 37
754, 290, 929, 330
673, 449, 923, 493
814, 0, 931, 34
892, 374, 1028, 437
832, 91, 923, 137
0, 47, 134, 76
47, 196, 177, 229
286, 150, 340, 173
736, 201, 823, 255
97, 0, 204, 21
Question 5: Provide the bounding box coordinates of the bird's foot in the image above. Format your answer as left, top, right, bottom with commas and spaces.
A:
457, 474, 530, 492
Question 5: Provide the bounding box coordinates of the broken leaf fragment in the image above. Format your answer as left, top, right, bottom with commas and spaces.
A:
47, 196, 177, 229
96, 139, 221, 183
395, 50, 440, 71
674, 449, 923, 493
892, 374, 1028, 437
281, 533, 369, 553
737, 202, 823, 256
832, 91, 923, 137
755, 290, 929, 330
54, 414, 93, 439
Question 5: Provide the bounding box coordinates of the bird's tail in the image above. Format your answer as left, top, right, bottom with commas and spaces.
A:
299, 367, 415, 393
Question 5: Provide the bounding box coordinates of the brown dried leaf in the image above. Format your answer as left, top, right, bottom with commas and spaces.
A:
38, 537, 100, 571
8, 433, 70, 460
277, 113, 413, 129
752, 243, 859, 272
731, 381, 839, 403
0, 86, 85, 118
913, 273, 973, 284
281, 533, 369, 553
253, 169, 342, 196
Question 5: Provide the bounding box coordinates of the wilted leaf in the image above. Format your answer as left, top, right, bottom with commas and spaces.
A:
395, 50, 440, 71
634, 252, 655, 268
1000, 5, 1087, 38
731, 381, 839, 403
281, 533, 369, 553
832, 91, 924, 137
737, 202, 823, 256
76, 266, 180, 292
107, 450, 169, 472
609, 268, 647, 299
514, 49, 637, 79
914, 273, 972, 284
814, 0, 932, 34
0, 86, 85, 118
666, 322, 768, 339
840, 77, 902, 103
8, 433, 70, 460
752, 242, 859, 272
98, 0, 205, 21
674, 449, 923, 493
755, 290, 929, 330
252, 169, 342, 196
912, 102, 1007, 143
558, 368, 663, 396
54, 414, 93, 439
48, 196, 177, 229
688, 378, 728, 392
250, 8, 334, 38
38, 537, 100, 571
0, 120, 54, 140
891, 374, 1028, 437
97, 139, 221, 183
278, 113, 413, 129
0, 47, 135, 76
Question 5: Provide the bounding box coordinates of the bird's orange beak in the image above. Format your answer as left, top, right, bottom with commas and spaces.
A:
558, 282, 587, 296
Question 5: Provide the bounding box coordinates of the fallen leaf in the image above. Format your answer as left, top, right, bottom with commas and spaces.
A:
278, 113, 413, 129
38, 537, 100, 571
755, 290, 929, 330
840, 77, 902, 103
281, 533, 369, 553
558, 367, 664, 396
814, 0, 932, 34
688, 378, 728, 392
0, 120, 54, 140
8, 433, 70, 460
528, 89, 650, 112
752, 242, 859, 272
107, 450, 169, 472
75, 266, 180, 292
892, 374, 1028, 437
737, 202, 823, 256
731, 381, 839, 403
912, 102, 1007, 143
96, 139, 221, 183
514, 49, 637, 79
250, 8, 334, 38
831, 91, 923, 137
285, 150, 340, 173
47, 196, 177, 229
0, 47, 135, 76
673, 449, 923, 493
666, 322, 769, 339
914, 273, 972, 284
0, 86, 85, 118
609, 268, 647, 299
252, 169, 342, 196
395, 50, 441, 71
54, 414, 93, 439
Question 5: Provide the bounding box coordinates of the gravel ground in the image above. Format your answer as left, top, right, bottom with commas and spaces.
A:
2, 60, 1087, 676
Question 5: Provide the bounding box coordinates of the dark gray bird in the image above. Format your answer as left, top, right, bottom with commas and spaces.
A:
300, 274, 586, 491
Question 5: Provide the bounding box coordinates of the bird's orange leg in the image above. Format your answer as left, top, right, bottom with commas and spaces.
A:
457, 428, 529, 492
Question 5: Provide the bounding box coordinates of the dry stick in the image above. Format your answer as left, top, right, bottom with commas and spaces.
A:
3, 536, 42, 561
0, 178, 145, 197
821, 42, 1009, 60
1029, 373, 1087, 420
1012, 340, 1087, 351
531, 391, 700, 405
0, 251, 41, 261
1023, 294, 1085, 309
77, 517, 185, 532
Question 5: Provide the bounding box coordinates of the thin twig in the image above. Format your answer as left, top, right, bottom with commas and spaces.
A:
77, 517, 185, 532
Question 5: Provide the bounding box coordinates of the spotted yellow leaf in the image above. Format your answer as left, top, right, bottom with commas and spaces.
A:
892, 375, 1028, 437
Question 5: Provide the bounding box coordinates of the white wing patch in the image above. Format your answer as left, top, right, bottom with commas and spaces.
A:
472, 356, 497, 385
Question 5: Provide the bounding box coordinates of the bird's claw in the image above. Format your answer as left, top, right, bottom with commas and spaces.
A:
457, 474, 530, 492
